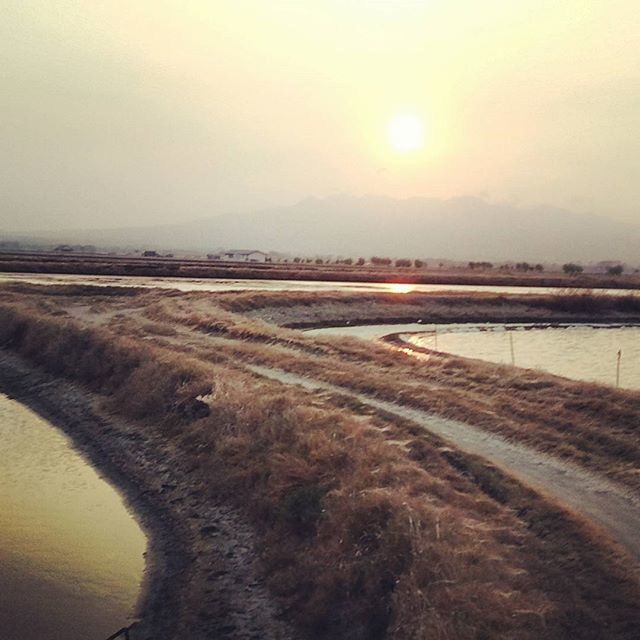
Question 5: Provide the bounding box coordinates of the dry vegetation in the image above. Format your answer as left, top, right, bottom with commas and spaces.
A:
1, 283, 640, 639
143, 290, 640, 491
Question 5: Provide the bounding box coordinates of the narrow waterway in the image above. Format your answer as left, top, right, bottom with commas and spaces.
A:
307, 323, 640, 390
1, 271, 639, 296
0, 394, 146, 640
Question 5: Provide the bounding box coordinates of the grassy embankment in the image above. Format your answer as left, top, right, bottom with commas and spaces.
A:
1, 285, 640, 638
150, 289, 640, 491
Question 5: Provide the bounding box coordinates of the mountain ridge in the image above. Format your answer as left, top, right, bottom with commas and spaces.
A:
4, 195, 639, 263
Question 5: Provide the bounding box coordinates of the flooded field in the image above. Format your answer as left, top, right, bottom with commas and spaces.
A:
308, 323, 640, 390
0, 395, 146, 640
1, 271, 639, 296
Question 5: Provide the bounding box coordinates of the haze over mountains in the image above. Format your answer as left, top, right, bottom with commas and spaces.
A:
9, 196, 640, 263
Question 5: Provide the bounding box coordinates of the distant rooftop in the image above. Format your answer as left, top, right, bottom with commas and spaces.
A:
224, 249, 266, 255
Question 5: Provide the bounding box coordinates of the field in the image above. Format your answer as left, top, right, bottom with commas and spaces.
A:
1, 250, 640, 290
1, 282, 640, 639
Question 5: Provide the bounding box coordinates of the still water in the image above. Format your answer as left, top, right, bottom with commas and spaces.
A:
1, 271, 638, 296
307, 323, 640, 390
0, 394, 146, 640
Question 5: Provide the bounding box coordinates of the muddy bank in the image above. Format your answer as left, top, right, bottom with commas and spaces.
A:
0, 351, 295, 640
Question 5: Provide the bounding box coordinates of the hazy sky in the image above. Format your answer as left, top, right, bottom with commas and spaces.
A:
2, 0, 639, 231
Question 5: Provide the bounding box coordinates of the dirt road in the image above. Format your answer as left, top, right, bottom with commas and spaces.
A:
248, 364, 640, 568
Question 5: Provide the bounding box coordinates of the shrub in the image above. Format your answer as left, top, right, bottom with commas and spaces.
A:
562, 263, 583, 275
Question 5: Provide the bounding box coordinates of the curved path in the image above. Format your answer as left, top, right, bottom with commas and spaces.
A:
248, 364, 640, 568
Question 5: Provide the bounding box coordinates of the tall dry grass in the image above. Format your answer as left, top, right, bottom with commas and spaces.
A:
3, 288, 640, 639
153, 296, 640, 492
0, 301, 555, 639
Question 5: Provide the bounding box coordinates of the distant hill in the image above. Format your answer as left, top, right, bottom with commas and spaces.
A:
8, 195, 640, 263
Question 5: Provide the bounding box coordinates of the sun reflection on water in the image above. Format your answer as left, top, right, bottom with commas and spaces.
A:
388, 283, 414, 294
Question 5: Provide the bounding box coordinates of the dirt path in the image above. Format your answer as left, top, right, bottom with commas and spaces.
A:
248, 364, 640, 568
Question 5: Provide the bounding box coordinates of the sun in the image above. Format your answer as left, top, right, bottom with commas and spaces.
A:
387, 113, 425, 153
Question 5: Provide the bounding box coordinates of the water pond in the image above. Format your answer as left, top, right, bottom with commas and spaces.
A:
1, 271, 639, 297
307, 323, 640, 390
0, 394, 146, 640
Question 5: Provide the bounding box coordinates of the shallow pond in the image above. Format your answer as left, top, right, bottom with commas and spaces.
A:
0, 394, 146, 640
307, 323, 640, 390
1, 271, 638, 297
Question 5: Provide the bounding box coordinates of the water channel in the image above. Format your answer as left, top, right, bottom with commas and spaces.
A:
0, 394, 146, 640
1, 271, 639, 296
307, 323, 640, 390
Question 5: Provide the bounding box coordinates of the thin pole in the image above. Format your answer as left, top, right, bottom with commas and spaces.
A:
509, 332, 515, 366
616, 349, 622, 388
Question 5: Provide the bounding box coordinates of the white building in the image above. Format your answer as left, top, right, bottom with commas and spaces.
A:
219, 250, 270, 263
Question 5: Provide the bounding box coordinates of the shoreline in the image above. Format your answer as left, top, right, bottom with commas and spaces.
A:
0, 351, 188, 639
0, 350, 294, 640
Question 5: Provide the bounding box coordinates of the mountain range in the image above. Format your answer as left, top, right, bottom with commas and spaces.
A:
6, 195, 639, 263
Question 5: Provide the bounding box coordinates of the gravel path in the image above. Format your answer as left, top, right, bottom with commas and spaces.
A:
248, 364, 640, 568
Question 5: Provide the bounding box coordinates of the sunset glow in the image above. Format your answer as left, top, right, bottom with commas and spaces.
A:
387, 113, 425, 153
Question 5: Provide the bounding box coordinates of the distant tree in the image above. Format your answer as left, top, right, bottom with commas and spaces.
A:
293, 257, 301, 263
395, 258, 412, 268
414, 259, 424, 268
356, 257, 365, 266
534, 264, 544, 272
562, 263, 583, 275
515, 262, 533, 272
142, 250, 159, 257
607, 264, 624, 276
371, 256, 392, 266
468, 261, 493, 270
315, 258, 324, 265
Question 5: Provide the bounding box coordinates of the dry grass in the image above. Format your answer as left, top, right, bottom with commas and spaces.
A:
0, 301, 553, 639
148, 293, 640, 492
2, 286, 640, 639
